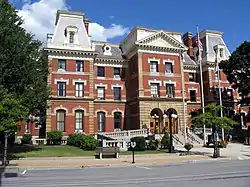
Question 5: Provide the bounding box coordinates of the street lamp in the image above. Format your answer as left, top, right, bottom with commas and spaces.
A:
164, 108, 178, 153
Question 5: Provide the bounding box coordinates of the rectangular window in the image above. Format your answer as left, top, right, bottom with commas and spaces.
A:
165, 62, 173, 73
57, 110, 65, 132
76, 61, 83, 72
97, 87, 105, 100
150, 61, 158, 73
97, 66, 105, 77
215, 71, 221, 80
114, 67, 120, 78
150, 83, 159, 97
75, 83, 84, 97
57, 82, 66, 96
190, 90, 197, 102
69, 31, 74, 43
75, 110, 83, 130
166, 84, 175, 98
189, 73, 195, 82
58, 59, 66, 70
114, 87, 121, 100
219, 48, 223, 58
98, 112, 105, 132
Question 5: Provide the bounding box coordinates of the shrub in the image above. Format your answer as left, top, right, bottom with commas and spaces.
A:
184, 142, 193, 152
148, 139, 160, 150
46, 130, 63, 145
21, 134, 32, 144
129, 136, 146, 151
79, 135, 98, 150
161, 132, 170, 149
67, 133, 84, 147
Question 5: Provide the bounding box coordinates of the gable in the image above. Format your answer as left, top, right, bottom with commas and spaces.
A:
136, 31, 187, 50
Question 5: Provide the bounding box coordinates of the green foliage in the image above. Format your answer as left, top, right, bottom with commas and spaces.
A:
79, 135, 99, 151
46, 131, 63, 145
0, 88, 28, 135
192, 103, 237, 130
67, 133, 98, 151
184, 142, 193, 152
161, 131, 170, 149
0, 0, 49, 119
67, 133, 84, 147
130, 136, 146, 151
220, 41, 250, 96
22, 134, 32, 144
148, 139, 160, 150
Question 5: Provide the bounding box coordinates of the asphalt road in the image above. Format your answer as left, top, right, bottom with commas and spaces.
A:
1, 160, 250, 187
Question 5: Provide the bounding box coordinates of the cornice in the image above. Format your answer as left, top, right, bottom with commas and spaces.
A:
95, 58, 129, 63
44, 48, 99, 57
183, 65, 198, 70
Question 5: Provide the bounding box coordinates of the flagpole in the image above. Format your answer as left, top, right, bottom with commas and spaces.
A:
180, 49, 187, 143
197, 25, 206, 146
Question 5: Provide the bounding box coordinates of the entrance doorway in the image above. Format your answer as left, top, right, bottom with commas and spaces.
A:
150, 108, 163, 134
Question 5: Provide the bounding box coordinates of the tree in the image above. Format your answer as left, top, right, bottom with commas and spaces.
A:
220, 41, 250, 97
0, 88, 28, 165
0, 0, 49, 118
192, 103, 237, 130
192, 103, 237, 158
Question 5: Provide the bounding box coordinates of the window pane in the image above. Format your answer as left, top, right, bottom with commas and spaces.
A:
97, 67, 105, 77
75, 83, 84, 97
165, 62, 173, 73
76, 61, 83, 72
57, 82, 66, 96
57, 110, 65, 132
166, 84, 174, 98
150, 83, 159, 96
114, 112, 122, 129
97, 87, 105, 99
98, 112, 105, 132
150, 61, 158, 72
75, 111, 83, 130
114, 87, 121, 100
69, 31, 74, 43
114, 67, 120, 76
190, 90, 197, 102
58, 60, 66, 70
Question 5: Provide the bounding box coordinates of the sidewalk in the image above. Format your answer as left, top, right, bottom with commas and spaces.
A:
5, 154, 209, 168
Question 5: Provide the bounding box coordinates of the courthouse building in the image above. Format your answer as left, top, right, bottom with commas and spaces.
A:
19, 10, 242, 138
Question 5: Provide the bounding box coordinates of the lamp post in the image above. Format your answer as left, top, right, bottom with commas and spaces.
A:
164, 108, 178, 153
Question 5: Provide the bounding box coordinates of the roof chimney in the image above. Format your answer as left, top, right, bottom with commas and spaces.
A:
182, 32, 194, 58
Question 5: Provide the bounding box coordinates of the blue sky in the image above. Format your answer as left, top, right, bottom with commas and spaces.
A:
13, 0, 250, 52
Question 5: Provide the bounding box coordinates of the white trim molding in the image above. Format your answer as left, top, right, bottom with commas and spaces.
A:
148, 79, 162, 86
95, 109, 108, 116
148, 57, 160, 64
72, 106, 87, 114
73, 79, 87, 85
95, 83, 108, 89
112, 109, 124, 116
54, 78, 69, 85
163, 59, 175, 65
188, 87, 198, 92
53, 106, 69, 114
163, 80, 176, 86
111, 84, 124, 90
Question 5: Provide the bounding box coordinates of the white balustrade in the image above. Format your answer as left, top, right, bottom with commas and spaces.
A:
99, 129, 148, 140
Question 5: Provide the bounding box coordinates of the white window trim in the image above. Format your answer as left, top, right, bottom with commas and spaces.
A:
163, 59, 175, 65
73, 79, 87, 85
54, 78, 69, 85
111, 84, 123, 90
148, 79, 162, 86
148, 57, 160, 64
95, 83, 108, 89
163, 80, 176, 86
188, 88, 198, 92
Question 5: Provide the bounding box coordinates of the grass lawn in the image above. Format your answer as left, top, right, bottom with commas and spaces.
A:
6, 145, 169, 158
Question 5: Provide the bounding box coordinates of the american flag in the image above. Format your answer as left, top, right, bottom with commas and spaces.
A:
196, 37, 203, 51
196, 26, 203, 61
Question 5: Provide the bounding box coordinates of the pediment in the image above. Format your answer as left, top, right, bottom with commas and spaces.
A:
136, 31, 187, 50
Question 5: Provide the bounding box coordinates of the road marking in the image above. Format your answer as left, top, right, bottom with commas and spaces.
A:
136, 166, 151, 170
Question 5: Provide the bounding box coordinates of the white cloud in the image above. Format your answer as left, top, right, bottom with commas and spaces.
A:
16, 0, 129, 42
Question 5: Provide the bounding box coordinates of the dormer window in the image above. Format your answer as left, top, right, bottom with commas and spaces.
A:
103, 44, 112, 55
219, 48, 224, 58
69, 31, 75, 43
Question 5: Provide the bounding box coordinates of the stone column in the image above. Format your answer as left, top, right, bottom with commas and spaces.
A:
88, 59, 95, 134
138, 52, 144, 97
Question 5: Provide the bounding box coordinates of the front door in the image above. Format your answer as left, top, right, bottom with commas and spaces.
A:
166, 118, 178, 134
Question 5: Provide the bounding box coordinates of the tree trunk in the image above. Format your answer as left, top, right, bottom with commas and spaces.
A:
2, 134, 8, 166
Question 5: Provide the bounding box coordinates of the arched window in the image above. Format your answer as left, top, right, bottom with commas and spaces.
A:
75, 110, 84, 131
97, 112, 105, 132
56, 110, 66, 132
114, 112, 122, 130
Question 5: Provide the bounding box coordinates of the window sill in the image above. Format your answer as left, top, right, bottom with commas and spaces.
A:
165, 73, 174, 77
150, 72, 159, 76
97, 77, 105, 80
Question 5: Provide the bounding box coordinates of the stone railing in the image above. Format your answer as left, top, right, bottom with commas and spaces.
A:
102, 139, 128, 151
99, 129, 148, 139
